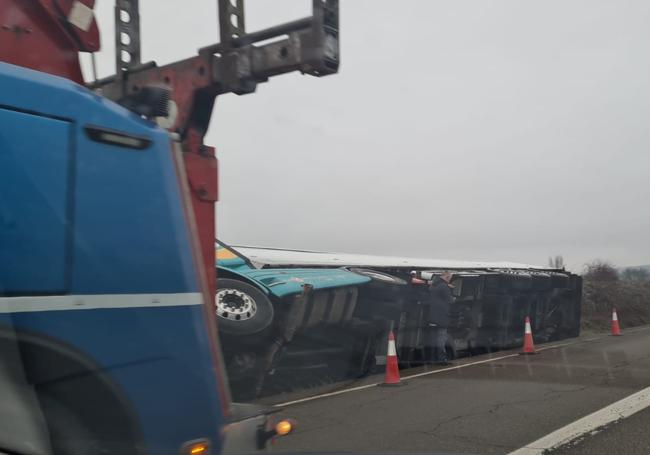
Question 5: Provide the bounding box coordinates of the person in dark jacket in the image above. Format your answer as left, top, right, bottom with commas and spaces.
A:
425, 271, 454, 365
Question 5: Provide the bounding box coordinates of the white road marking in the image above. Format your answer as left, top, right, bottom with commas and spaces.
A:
537, 341, 576, 351
583, 337, 601, 342
274, 352, 523, 407
508, 385, 650, 454
272, 331, 639, 409
623, 325, 650, 334
273, 381, 386, 407
401, 353, 519, 380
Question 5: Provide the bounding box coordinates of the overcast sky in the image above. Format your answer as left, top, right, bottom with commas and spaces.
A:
85, 1, 650, 271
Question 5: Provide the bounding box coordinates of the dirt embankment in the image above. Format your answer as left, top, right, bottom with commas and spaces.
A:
581, 279, 650, 332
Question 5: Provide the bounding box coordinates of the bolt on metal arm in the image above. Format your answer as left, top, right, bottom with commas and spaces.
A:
219, 0, 246, 45
114, 0, 141, 86
92, 0, 339, 126
205, 0, 339, 94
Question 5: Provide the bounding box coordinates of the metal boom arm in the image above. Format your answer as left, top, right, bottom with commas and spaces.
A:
89, 0, 340, 301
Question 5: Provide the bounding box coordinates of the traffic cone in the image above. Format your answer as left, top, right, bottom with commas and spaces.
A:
380, 331, 403, 386
520, 316, 537, 355
611, 308, 622, 336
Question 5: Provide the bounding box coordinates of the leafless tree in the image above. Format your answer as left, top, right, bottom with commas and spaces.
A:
548, 255, 565, 269
584, 259, 619, 282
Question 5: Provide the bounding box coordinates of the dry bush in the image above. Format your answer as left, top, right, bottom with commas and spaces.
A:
581, 260, 650, 331
584, 260, 619, 282
621, 267, 650, 282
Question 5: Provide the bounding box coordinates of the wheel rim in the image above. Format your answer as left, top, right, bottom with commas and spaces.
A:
216, 288, 258, 321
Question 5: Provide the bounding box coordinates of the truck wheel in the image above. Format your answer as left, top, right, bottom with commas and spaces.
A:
216, 278, 274, 335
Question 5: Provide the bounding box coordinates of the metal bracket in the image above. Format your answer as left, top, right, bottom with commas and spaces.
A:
114, 0, 141, 73
92, 0, 339, 133
114, 0, 141, 95
219, 0, 246, 45
207, 0, 339, 95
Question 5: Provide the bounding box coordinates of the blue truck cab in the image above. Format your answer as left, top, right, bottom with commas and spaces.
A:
0, 62, 230, 454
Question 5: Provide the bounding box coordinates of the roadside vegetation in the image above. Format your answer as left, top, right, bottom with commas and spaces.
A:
581, 260, 650, 332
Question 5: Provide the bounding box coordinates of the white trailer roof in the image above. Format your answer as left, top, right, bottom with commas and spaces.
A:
231, 245, 552, 271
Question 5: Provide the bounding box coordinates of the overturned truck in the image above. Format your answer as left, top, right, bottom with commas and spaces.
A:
217, 243, 582, 399
216, 242, 372, 399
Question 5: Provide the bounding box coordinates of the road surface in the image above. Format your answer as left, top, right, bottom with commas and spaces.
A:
268, 326, 650, 454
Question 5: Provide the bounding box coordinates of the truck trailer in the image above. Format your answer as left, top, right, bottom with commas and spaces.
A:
218, 245, 582, 394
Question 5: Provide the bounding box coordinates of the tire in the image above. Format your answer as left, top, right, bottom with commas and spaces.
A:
216, 278, 274, 336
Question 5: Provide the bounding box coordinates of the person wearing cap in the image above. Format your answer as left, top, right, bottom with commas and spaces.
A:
425, 271, 454, 365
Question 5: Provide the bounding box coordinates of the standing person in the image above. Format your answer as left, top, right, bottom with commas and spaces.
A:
426, 271, 454, 365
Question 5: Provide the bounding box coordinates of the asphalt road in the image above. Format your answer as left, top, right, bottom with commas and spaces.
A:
269, 326, 650, 454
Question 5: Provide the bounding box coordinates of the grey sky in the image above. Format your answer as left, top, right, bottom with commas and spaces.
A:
85, 1, 650, 271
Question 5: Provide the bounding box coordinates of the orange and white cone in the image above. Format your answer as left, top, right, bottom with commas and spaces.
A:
380, 331, 403, 386
520, 316, 537, 355
611, 308, 622, 336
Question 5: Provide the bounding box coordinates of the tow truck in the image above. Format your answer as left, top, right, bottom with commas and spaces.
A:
0, 0, 339, 453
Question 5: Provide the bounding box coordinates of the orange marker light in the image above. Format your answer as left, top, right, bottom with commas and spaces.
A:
181, 440, 210, 455
275, 420, 294, 436
190, 445, 208, 455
